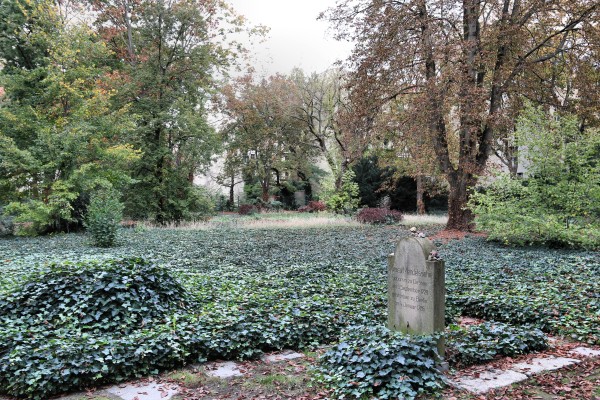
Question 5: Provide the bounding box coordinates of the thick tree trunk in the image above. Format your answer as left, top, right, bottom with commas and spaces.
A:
446, 171, 476, 231
416, 174, 426, 215
229, 176, 235, 205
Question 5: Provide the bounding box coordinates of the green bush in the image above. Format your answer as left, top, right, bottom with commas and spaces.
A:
446, 322, 547, 367
469, 105, 600, 249
325, 170, 360, 214
3, 181, 78, 236
0, 206, 14, 236
187, 185, 216, 219
85, 189, 124, 247
315, 325, 444, 400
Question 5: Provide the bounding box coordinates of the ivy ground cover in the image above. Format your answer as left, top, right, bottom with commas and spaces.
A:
0, 227, 598, 398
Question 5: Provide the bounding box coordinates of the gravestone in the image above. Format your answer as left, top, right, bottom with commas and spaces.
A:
294, 190, 306, 207
388, 236, 445, 357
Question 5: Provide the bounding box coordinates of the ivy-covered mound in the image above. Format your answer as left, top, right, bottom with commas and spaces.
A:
315, 322, 547, 400
0, 258, 193, 398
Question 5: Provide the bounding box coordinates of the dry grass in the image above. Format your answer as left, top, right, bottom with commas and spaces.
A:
138, 211, 447, 231
401, 213, 448, 226
142, 212, 361, 230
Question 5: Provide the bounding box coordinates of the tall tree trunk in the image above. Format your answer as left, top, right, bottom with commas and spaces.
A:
261, 181, 269, 202
446, 171, 476, 230
122, 0, 136, 63
335, 158, 348, 191
229, 175, 235, 205
261, 169, 270, 202
154, 123, 167, 224
416, 174, 426, 215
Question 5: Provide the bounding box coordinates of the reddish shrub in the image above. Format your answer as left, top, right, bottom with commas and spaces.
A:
307, 201, 326, 212
356, 208, 404, 224
238, 204, 259, 215
298, 201, 326, 213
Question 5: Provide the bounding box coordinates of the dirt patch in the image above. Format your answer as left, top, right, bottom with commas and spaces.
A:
430, 229, 488, 244
164, 354, 329, 400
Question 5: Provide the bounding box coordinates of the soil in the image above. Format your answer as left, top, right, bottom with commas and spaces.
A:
429, 229, 488, 243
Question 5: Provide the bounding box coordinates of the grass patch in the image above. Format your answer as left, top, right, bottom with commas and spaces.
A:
244, 373, 303, 389
164, 370, 205, 388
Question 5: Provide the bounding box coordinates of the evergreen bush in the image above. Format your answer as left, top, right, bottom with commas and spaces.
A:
85, 189, 124, 247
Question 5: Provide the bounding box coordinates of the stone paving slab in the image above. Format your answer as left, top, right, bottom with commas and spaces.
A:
451, 369, 528, 394
105, 382, 179, 400
262, 350, 305, 363
512, 357, 580, 376
450, 346, 600, 395
204, 361, 244, 378
571, 347, 600, 357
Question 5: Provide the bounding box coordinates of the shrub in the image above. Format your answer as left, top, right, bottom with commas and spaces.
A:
325, 170, 360, 214
315, 325, 444, 400
269, 200, 284, 210
356, 207, 403, 224
307, 201, 326, 212
0, 206, 13, 236
446, 322, 548, 367
238, 204, 259, 215
3, 181, 78, 236
297, 201, 326, 213
85, 189, 124, 247
469, 105, 600, 249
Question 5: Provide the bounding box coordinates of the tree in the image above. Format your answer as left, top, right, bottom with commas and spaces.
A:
0, 2, 138, 234
88, 0, 237, 223
220, 74, 318, 202
214, 148, 245, 208
292, 69, 365, 190
374, 99, 445, 214
323, 0, 599, 230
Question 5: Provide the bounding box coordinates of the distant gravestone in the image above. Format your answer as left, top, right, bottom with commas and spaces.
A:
294, 190, 306, 207
388, 236, 445, 357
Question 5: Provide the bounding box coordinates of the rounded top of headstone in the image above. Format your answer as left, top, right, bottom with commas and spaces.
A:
394, 236, 435, 267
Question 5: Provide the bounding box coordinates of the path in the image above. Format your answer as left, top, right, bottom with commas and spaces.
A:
1, 346, 598, 400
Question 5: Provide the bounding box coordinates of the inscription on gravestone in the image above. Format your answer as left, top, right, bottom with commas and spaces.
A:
388, 236, 445, 356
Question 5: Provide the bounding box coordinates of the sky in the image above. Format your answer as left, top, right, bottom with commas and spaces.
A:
227, 0, 354, 76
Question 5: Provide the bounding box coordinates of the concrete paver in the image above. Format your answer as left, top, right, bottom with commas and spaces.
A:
571, 347, 600, 358
512, 357, 580, 376
205, 361, 244, 378
451, 369, 529, 394
105, 382, 179, 400
262, 350, 305, 363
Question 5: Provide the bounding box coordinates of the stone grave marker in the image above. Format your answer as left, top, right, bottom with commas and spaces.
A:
388, 236, 445, 356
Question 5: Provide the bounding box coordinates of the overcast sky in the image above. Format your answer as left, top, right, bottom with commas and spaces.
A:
228, 0, 353, 76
